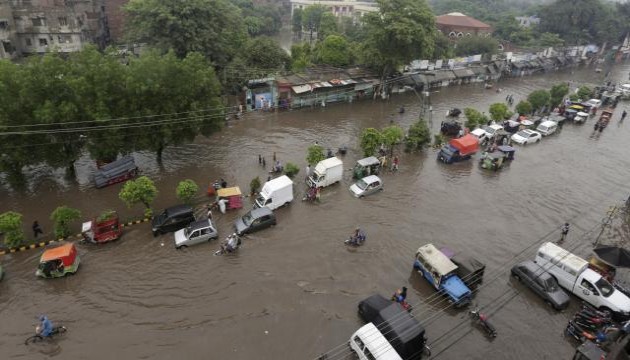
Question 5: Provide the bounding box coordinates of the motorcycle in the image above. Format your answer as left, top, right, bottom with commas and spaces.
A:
566, 320, 598, 343
470, 309, 497, 338
302, 187, 319, 202
25, 325, 67, 345
214, 234, 241, 256
344, 232, 366, 247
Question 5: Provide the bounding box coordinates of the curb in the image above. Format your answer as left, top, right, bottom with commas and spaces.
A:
0, 217, 152, 256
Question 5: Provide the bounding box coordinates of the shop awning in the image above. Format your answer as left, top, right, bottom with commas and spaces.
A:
291, 84, 312, 94
429, 70, 456, 82
452, 68, 475, 78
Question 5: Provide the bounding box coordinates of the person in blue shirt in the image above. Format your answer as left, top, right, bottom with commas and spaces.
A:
36, 315, 53, 337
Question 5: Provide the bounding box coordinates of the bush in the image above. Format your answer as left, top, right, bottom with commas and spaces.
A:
284, 162, 300, 178
119, 176, 158, 211
404, 119, 431, 152
97, 210, 117, 223
176, 179, 199, 205
50, 206, 81, 239
250, 176, 261, 195
433, 134, 446, 147
0, 211, 24, 247
464, 108, 487, 129
515, 100, 533, 115
306, 145, 325, 166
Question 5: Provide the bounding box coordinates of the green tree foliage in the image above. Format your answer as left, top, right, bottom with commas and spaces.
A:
404, 119, 431, 152
433, 33, 454, 60
250, 176, 261, 195
124, 0, 247, 67
550, 83, 569, 108
284, 163, 300, 179
360, 128, 385, 157
236, 0, 282, 37
302, 5, 327, 40
515, 100, 533, 115
292, 8, 303, 33
319, 35, 352, 67
527, 90, 551, 113
239, 37, 291, 72
489, 103, 510, 121
50, 206, 81, 239
464, 108, 487, 129
0, 211, 24, 247
577, 86, 593, 100
176, 179, 199, 205
381, 125, 405, 155
306, 145, 326, 166
362, 0, 436, 79
538, 0, 619, 45
319, 12, 339, 40
119, 176, 158, 215
538, 32, 565, 47
453, 36, 499, 57
291, 42, 313, 72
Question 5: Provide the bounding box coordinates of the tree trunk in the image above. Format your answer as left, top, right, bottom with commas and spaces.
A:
156, 143, 165, 168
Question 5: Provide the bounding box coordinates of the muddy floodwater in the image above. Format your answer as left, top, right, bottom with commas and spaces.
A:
2, 64, 630, 360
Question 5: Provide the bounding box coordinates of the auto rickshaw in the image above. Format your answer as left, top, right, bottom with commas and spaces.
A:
36, 243, 80, 278
353, 156, 380, 179
480, 145, 515, 171
217, 186, 243, 210
81, 211, 123, 244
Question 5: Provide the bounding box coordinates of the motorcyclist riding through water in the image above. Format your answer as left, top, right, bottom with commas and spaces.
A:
36, 315, 53, 337
345, 227, 366, 246
220, 233, 241, 254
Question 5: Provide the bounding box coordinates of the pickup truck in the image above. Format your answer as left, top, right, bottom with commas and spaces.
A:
351, 294, 430, 360
413, 243, 472, 306
535, 242, 630, 316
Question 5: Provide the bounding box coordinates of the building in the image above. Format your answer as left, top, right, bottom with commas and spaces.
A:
290, 0, 378, 19
435, 12, 492, 39
0, 0, 109, 60
104, 0, 128, 43
515, 16, 540, 28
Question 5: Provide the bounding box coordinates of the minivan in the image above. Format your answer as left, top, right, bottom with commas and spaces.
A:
536, 120, 558, 136
152, 204, 195, 236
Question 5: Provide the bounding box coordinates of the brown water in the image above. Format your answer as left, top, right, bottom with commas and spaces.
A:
2, 63, 630, 360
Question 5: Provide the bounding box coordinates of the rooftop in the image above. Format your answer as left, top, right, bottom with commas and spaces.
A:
436, 12, 491, 29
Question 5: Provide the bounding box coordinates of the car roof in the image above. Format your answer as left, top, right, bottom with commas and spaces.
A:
361, 175, 381, 183
416, 244, 458, 275
249, 207, 273, 218
357, 156, 380, 166
41, 243, 75, 262
189, 219, 212, 231
518, 260, 551, 279
166, 204, 193, 216
539, 120, 557, 127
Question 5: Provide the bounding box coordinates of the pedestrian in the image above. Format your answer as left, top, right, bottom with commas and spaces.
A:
560, 223, 570, 242
206, 204, 213, 220
305, 164, 311, 180
273, 152, 276, 162
220, 178, 227, 188
32, 220, 43, 238
621, 110, 627, 122
258, 154, 262, 165
262, 157, 266, 168
392, 156, 399, 172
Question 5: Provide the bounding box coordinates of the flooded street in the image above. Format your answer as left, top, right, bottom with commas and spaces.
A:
2, 63, 630, 359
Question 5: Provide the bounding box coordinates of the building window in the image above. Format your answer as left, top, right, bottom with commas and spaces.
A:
449, 31, 456, 38
58, 35, 72, 44
58, 17, 67, 26
39, 38, 48, 46
25, 38, 31, 46
3, 41, 14, 53
76, 17, 83, 27
0, 20, 8, 30
32, 17, 46, 26
466, 33, 472, 37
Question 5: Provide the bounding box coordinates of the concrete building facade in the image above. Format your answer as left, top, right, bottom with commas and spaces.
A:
290, 0, 378, 19
0, 0, 109, 59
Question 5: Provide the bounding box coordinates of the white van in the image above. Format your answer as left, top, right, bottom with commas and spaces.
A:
536, 120, 558, 136
349, 323, 403, 360
307, 157, 343, 188
254, 175, 293, 210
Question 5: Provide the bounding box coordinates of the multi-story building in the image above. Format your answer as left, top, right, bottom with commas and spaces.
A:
290, 0, 378, 20
0, 0, 109, 60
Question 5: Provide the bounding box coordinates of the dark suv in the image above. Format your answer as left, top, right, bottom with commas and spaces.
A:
152, 205, 195, 236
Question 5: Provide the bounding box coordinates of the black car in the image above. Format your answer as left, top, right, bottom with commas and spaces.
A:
234, 207, 276, 236
440, 120, 462, 136
511, 260, 570, 310
151, 204, 195, 236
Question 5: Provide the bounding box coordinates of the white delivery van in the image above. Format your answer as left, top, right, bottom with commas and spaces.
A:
307, 157, 343, 188
254, 175, 293, 210
536, 120, 558, 136
349, 323, 403, 360
535, 242, 630, 315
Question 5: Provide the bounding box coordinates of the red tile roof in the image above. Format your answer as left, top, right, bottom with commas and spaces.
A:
436, 12, 491, 29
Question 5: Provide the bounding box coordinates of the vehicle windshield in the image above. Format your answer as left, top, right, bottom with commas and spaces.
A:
545, 277, 559, 291
483, 126, 495, 135
356, 179, 368, 190
255, 194, 265, 205
595, 278, 615, 297
516, 131, 529, 138
158, 211, 167, 222
538, 125, 548, 131
241, 212, 253, 226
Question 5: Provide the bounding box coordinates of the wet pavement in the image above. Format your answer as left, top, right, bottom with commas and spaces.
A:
1, 63, 630, 359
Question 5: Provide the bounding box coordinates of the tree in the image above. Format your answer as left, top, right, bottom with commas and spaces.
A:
306, 145, 326, 166
577, 86, 593, 100
360, 128, 384, 157
464, 108, 487, 129
538, 32, 564, 47
0, 211, 24, 247
538, 0, 615, 45
404, 118, 431, 152
489, 103, 509, 121
318, 12, 338, 40
302, 5, 327, 42
119, 176, 158, 217
515, 100, 533, 115
528, 90, 551, 113
362, 0, 436, 83
453, 36, 499, 57
292, 8, 303, 33
381, 125, 404, 156
124, 0, 248, 67
550, 83, 569, 108
249, 176, 261, 195
239, 37, 291, 71
284, 163, 300, 179
319, 35, 352, 67
50, 206, 82, 239
176, 179, 199, 205
433, 33, 454, 60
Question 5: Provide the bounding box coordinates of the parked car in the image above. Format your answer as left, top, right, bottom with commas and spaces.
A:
536, 120, 558, 136
511, 260, 571, 310
470, 128, 490, 145
574, 111, 589, 123
152, 204, 195, 237
482, 124, 503, 140
585, 99, 602, 109
174, 219, 218, 249
350, 175, 383, 198
234, 207, 276, 236
511, 129, 542, 145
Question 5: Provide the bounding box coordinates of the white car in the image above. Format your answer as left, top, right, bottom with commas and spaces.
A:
585, 99, 602, 108
174, 219, 218, 249
535, 120, 558, 136
350, 175, 383, 198
511, 129, 542, 145
482, 124, 503, 139
470, 128, 489, 144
